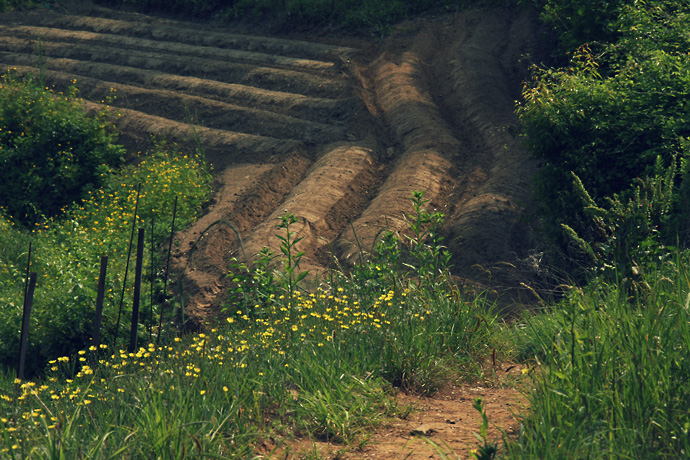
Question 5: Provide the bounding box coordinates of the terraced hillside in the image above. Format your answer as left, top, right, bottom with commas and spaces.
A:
0, 2, 546, 321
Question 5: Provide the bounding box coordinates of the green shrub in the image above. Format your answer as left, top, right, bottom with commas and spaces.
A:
0, 0, 55, 12
529, 0, 623, 51
0, 142, 211, 377
518, 1, 690, 272
0, 73, 124, 227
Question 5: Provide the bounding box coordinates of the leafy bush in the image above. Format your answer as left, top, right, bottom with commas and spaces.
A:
0, 73, 124, 227
562, 158, 688, 290
518, 1, 690, 273
0, 139, 211, 377
0, 0, 54, 12
528, 0, 624, 52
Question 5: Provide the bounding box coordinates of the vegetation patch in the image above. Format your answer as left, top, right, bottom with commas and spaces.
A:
517, 0, 690, 277
0, 73, 124, 227
507, 254, 690, 458
0, 74, 212, 377
2, 1, 690, 458
0, 195, 497, 457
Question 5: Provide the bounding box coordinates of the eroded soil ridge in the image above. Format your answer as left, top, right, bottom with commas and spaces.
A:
0, 3, 545, 320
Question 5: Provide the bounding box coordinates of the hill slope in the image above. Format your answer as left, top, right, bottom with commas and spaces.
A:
0, 2, 545, 320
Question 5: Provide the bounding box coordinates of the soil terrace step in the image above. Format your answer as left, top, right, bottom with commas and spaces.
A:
2, 25, 342, 74
0, 52, 353, 122
0, 36, 347, 98
22, 67, 347, 141
79, 101, 302, 168
17, 13, 359, 61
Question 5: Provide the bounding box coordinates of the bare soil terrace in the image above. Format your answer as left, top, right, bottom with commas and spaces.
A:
1, 3, 544, 456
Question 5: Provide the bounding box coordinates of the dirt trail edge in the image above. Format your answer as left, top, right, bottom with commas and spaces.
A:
0, 4, 545, 317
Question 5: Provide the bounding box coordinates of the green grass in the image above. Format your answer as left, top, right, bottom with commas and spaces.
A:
505, 255, 690, 459
0, 217, 497, 457
7, 201, 689, 458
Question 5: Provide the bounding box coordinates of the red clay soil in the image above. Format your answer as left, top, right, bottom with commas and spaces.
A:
1, 3, 546, 455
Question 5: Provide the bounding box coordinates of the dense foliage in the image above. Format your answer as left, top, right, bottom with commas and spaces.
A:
509, 2, 690, 457
0, 74, 124, 227
0, 76, 212, 377
92, 0, 509, 34
517, 0, 690, 277
0, 0, 52, 12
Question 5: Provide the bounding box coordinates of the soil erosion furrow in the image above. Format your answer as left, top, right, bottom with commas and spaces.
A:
0, 52, 353, 122
24, 12, 358, 60
337, 38, 463, 264
241, 141, 382, 275
174, 154, 314, 321
2, 25, 340, 73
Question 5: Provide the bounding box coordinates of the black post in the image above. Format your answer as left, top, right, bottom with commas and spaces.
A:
149, 218, 154, 343
23, 241, 32, 303
114, 184, 141, 350
92, 256, 108, 349
157, 196, 178, 346
129, 228, 145, 353
18, 272, 37, 381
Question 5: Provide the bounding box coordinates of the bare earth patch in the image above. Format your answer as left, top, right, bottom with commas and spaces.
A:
1, 2, 545, 455
263, 365, 527, 459
0, 1, 547, 321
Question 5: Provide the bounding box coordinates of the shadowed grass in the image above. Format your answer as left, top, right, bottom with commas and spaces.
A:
506, 251, 690, 459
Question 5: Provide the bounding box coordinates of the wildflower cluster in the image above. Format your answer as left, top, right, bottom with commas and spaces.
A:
0, 261, 489, 456
227, 288, 394, 351
0, 73, 211, 376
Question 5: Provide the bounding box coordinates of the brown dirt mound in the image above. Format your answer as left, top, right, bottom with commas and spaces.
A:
0, 1, 548, 316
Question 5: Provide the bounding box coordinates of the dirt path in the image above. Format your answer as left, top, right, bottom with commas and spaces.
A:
1, 4, 543, 455
266, 366, 528, 460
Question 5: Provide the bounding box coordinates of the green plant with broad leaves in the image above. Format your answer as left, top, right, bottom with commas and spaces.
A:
0, 72, 124, 227
0, 75, 212, 377
518, 1, 690, 278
